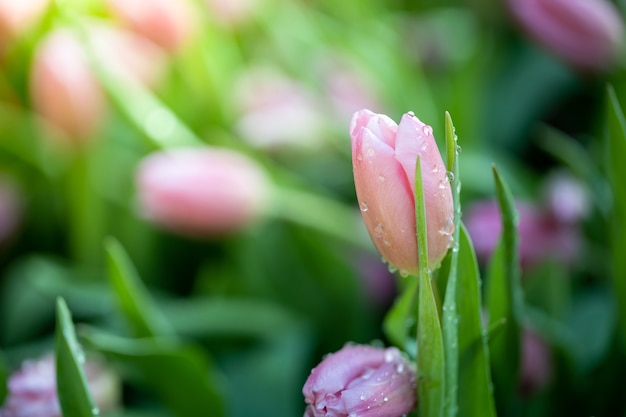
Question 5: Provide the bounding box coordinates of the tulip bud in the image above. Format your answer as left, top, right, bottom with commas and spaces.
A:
30, 29, 105, 142
106, 0, 194, 52
303, 344, 416, 417
136, 147, 271, 236
350, 109, 454, 275
0, 354, 120, 417
508, 0, 625, 73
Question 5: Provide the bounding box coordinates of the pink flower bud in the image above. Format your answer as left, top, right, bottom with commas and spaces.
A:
0, 354, 120, 417
508, 0, 625, 73
350, 109, 454, 274
0, 0, 50, 41
136, 147, 271, 236
106, 0, 194, 52
303, 344, 417, 417
30, 29, 105, 142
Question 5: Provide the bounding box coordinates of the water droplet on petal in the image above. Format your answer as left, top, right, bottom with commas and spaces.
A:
387, 263, 398, 274
399, 269, 409, 278
383, 397, 389, 402
407, 111, 415, 117
359, 201, 369, 212
422, 125, 433, 136
378, 175, 385, 182
357, 153, 363, 161
374, 223, 384, 238
366, 148, 376, 157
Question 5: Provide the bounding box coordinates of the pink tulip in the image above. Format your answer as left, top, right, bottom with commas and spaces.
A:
106, 0, 194, 52
30, 29, 105, 142
508, 0, 624, 72
0, 0, 50, 41
136, 147, 270, 236
350, 109, 454, 275
30, 26, 166, 143
303, 344, 416, 417
0, 354, 120, 417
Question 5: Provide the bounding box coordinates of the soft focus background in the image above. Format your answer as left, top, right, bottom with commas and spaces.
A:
0, 0, 625, 416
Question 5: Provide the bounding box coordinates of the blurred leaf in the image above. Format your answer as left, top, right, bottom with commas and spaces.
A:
383, 276, 418, 354
80, 328, 225, 417
55, 298, 98, 417
456, 225, 496, 417
605, 85, 626, 349
164, 297, 301, 341
442, 111, 460, 417
0, 352, 7, 405
415, 156, 445, 417
487, 166, 522, 406
105, 238, 174, 338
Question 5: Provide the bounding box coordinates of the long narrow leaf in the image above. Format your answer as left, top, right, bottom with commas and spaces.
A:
105, 238, 174, 338
605, 85, 626, 348
415, 155, 445, 417
55, 298, 98, 417
442, 111, 460, 417
383, 275, 418, 354
487, 167, 522, 406
457, 225, 497, 417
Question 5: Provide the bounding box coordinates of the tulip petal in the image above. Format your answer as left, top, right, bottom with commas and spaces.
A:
352, 126, 418, 273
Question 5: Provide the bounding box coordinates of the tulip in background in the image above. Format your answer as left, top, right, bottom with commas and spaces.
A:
302, 344, 416, 417
136, 147, 271, 237
0, 0, 50, 42
106, 0, 195, 52
350, 109, 454, 275
0, 354, 120, 417
507, 0, 625, 72
520, 328, 553, 395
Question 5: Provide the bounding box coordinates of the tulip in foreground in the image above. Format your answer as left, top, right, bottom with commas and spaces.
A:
508, 0, 624, 72
303, 344, 416, 417
351, 109, 454, 275
136, 147, 270, 236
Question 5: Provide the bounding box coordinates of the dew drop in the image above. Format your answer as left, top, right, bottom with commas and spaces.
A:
439, 179, 448, 189
378, 175, 385, 182
374, 223, 384, 238
387, 263, 398, 274
366, 148, 376, 157
407, 111, 415, 117
422, 125, 433, 136
455, 145, 462, 154
396, 363, 405, 373
383, 238, 391, 247
357, 153, 363, 161
359, 201, 369, 212
446, 171, 455, 182
360, 394, 366, 401
383, 397, 389, 402
399, 269, 410, 278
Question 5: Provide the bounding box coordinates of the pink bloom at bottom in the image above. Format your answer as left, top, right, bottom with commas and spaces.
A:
302, 344, 416, 417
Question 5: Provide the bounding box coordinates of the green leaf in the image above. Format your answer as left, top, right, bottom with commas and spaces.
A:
0, 352, 7, 405
415, 155, 445, 417
55, 298, 98, 417
605, 85, 626, 348
487, 166, 523, 406
105, 238, 174, 338
80, 328, 225, 417
383, 275, 418, 354
456, 225, 497, 417
442, 111, 460, 417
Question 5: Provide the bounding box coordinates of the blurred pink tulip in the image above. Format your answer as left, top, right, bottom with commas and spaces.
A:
0, 354, 120, 417
234, 68, 327, 150
106, 0, 194, 52
136, 147, 271, 236
30, 29, 105, 142
0, 0, 50, 41
520, 328, 553, 395
464, 199, 582, 269
30, 26, 166, 143
303, 344, 416, 417
350, 109, 454, 275
508, 0, 625, 72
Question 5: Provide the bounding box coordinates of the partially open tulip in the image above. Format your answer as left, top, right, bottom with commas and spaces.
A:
350, 109, 454, 275
303, 344, 416, 417
508, 0, 625, 72
136, 147, 270, 236
0, 354, 120, 417
106, 0, 194, 52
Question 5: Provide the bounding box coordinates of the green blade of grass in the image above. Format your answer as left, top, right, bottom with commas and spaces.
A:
105, 238, 174, 338
415, 155, 445, 417
606, 85, 626, 348
55, 298, 98, 417
442, 111, 460, 417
